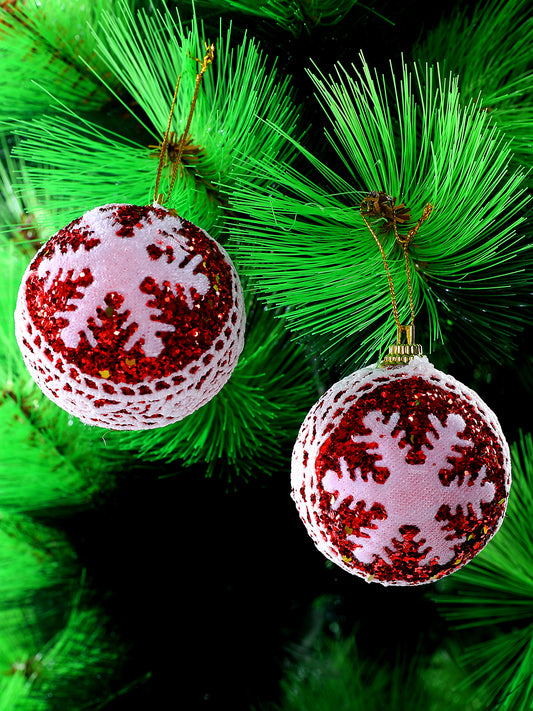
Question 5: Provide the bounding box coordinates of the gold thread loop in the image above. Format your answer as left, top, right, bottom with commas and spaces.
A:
360, 192, 432, 364
153, 42, 215, 206
153, 75, 182, 204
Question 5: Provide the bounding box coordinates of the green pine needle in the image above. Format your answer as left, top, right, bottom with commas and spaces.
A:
267, 619, 477, 711
0, 0, 131, 128
0, 513, 77, 615
0, 584, 127, 711
272, 636, 420, 711
228, 56, 532, 370
414, 0, 533, 177
460, 624, 533, 711
11, 111, 167, 236
0, 380, 121, 515
421, 643, 486, 711
11, 1, 301, 239
108, 286, 318, 481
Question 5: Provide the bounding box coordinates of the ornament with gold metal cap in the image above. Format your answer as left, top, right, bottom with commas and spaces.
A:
381, 323, 423, 366
291, 190, 510, 587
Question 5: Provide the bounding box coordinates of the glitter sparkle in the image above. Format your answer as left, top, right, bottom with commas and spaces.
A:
291, 358, 510, 586
15, 203, 245, 430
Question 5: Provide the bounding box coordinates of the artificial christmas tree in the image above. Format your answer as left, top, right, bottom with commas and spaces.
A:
0, 0, 531, 708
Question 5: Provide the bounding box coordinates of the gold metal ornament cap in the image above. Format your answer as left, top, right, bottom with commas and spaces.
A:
380, 324, 423, 367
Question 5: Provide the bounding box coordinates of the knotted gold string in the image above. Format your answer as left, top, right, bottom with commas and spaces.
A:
153, 42, 215, 205
360, 193, 432, 346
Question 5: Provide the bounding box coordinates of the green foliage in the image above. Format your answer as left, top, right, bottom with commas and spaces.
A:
264, 622, 479, 711
229, 57, 531, 370
1, 3, 531, 707
0, 381, 120, 515
109, 287, 318, 481
0, 585, 126, 711
420, 644, 486, 711
0, 154, 124, 516
12, 1, 301, 239
414, 0, 533, 178
0, 507, 126, 710
431, 432, 533, 710
461, 624, 533, 711
0, 0, 133, 129
0, 514, 76, 612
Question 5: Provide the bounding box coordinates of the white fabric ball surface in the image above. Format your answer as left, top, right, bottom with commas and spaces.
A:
15, 203, 245, 430
291, 357, 511, 586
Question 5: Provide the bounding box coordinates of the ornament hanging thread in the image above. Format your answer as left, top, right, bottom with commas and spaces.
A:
14, 43, 245, 431
291, 193, 511, 586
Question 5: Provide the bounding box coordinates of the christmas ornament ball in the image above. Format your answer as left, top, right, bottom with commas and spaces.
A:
14, 203, 245, 430
291, 356, 510, 586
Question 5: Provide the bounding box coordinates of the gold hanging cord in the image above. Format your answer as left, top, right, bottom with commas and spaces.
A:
360, 192, 433, 366
153, 42, 215, 206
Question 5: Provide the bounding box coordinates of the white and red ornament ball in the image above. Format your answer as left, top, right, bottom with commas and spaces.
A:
291, 356, 510, 586
14, 203, 245, 430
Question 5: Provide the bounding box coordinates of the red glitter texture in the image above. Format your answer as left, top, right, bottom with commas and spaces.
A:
15, 203, 245, 429
313, 375, 507, 584
24, 206, 233, 385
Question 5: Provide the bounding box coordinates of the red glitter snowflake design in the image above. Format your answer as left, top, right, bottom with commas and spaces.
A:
291, 357, 511, 586
35, 220, 210, 358
322, 410, 495, 566
15, 203, 245, 430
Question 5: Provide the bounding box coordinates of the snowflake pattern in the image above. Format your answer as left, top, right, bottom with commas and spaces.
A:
321, 409, 496, 566
37, 212, 210, 358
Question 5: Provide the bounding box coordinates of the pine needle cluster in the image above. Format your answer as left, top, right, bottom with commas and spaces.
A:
413, 0, 533, 179
229, 56, 532, 370
0, 573, 126, 711
11, 1, 301, 239
265, 615, 480, 711
0, 0, 133, 129
191, 0, 364, 33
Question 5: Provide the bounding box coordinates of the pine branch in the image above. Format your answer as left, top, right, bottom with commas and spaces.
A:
191, 0, 385, 34
413, 0, 533, 178
11, 111, 161, 235
0, 513, 77, 616
0, 582, 129, 710
10, 1, 301, 239
460, 624, 533, 711
0, 0, 132, 128
268, 623, 478, 711
228, 57, 532, 370
0, 514, 124, 710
